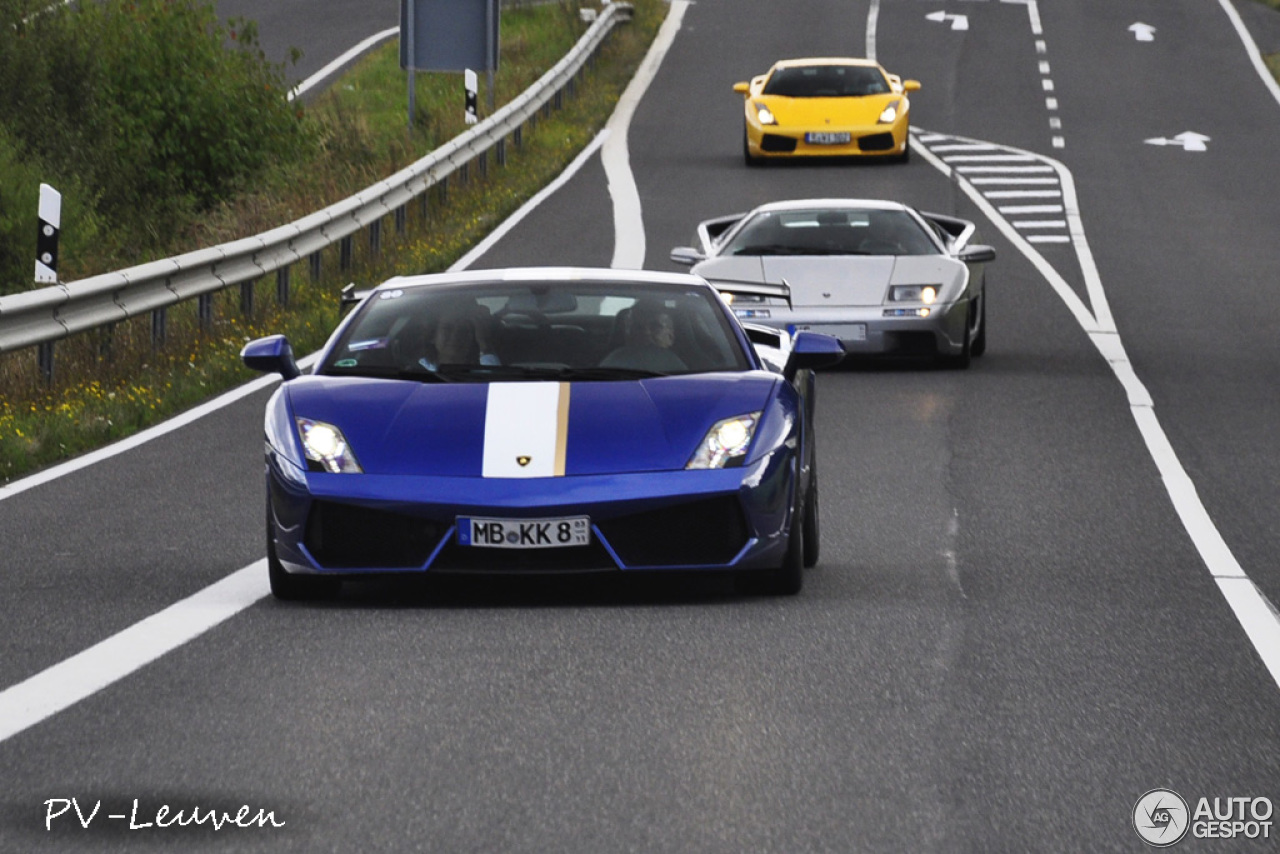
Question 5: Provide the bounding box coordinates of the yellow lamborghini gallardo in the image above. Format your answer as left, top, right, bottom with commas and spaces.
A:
734, 58, 920, 165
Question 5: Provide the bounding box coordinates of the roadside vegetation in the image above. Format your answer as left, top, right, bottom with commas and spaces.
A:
0, 0, 663, 483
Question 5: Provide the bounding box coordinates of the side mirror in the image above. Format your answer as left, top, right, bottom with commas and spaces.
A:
957, 244, 996, 264
241, 334, 301, 381
784, 331, 844, 381
669, 246, 705, 267
903, 79, 922, 92
733, 81, 749, 94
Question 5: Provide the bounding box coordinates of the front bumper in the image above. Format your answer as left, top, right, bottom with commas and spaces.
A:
735, 301, 970, 357
747, 119, 909, 158
267, 446, 797, 577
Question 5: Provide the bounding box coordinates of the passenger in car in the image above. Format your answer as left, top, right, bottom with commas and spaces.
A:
600, 299, 687, 373
419, 308, 500, 370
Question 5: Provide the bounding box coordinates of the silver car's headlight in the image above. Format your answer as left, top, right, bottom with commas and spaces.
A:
753, 102, 777, 125
887, 284, 939, 304
878, 99, 902, 124
687, 413, 760, 470
296, 417, 362, 474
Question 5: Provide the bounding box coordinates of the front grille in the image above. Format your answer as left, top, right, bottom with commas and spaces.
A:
431, 539, 618, 573
858, 132, 896, 152
597, 496, 749, 567
761, 134, 797, 153
884, 331, 938, 355
304, 500, 445, 569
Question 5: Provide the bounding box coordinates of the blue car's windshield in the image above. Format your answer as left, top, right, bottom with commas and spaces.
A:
321, 280, 753, 380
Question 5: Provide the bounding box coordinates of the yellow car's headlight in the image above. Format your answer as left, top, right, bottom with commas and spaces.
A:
753, 102, 777, 125
878, 99, 902, 124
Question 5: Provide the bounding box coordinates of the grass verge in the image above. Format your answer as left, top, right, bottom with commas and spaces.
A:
0, 0, 664, 484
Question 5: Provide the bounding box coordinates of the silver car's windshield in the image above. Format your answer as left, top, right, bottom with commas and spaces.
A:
722, 208, 939, 257
322, 281, 753, 381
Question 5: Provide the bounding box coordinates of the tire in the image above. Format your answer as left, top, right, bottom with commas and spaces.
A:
970, 293, 987, 357
897, 140, 911, 163
802, 468, 820, 569
267, 514, 340, 601
743, 127, 761, 167
939, 301, 973, 369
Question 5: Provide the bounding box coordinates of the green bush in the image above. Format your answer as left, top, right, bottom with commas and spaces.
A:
0, 0, 311, 290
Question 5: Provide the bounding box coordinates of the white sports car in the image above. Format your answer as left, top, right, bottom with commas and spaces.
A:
671, 199, 996, 367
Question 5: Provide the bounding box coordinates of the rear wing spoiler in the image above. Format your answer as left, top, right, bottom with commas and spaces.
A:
706, 278, 793, 310
340, 282, 372, 312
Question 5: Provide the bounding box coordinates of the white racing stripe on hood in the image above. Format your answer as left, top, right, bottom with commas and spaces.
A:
483, 382, 570, 478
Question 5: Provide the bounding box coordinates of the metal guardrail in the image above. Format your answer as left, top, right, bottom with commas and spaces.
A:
0, 2, 633, 360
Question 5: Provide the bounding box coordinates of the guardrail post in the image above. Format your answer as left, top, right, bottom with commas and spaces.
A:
514, 124, 523, 149
340, 236, 353, 271
369, 218, 382, 257
276, 266, 291, 307
198, 294, 213, 331
309, 250, 322, 281
395, 205, 407, 236
554, 88, 563, 110
152, 308, 167, 350
459, 162, 469, 186
37, 341, 54, 385
496, 138, 506, 167
439, 175, 449, 205
99, 324, 114, 362
240, 280, 254, 317
479, 150, 488, 179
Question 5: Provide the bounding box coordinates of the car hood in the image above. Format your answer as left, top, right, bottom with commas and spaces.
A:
756, 93, 900, 126
283, 373, 780, 477
695, 255, 964, 307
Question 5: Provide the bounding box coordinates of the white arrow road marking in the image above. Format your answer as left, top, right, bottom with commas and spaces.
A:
925, 10, 969, 31
1145, 131, 1211, 151
1129, 22, 1156, 42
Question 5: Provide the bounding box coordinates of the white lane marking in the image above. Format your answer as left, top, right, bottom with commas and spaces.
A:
0, 0, 691, 744
1218, 0, 1280, 107
943, 154, 1038, 162
1010, 219, 1068, 229
0, 563, 270, 744
1027, 235, 1071, 244
451, 130, 610, 271
288, 27, 400, 101
914, 128, 1280, 692
986, 190, 1062, 198
602, 0, 690, 269
968, 176, 1058, 185
998, 204, 1064, 214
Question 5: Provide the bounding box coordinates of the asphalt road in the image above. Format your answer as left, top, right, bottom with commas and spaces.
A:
2, 1, 1280, 851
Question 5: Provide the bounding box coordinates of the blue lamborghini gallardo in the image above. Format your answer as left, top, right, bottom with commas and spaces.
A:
241, 268, 843, 599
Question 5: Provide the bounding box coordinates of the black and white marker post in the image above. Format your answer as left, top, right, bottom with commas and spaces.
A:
35, 183, 61, 383
464, 68, 479, 125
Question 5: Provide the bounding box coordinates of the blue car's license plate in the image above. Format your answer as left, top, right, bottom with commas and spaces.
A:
457, 516, 590, 549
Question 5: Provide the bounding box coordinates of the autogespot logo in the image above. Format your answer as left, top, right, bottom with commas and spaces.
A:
1134, 789, 1190, 847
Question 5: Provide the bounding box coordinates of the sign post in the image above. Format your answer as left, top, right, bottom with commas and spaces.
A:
400, 0, 499, 127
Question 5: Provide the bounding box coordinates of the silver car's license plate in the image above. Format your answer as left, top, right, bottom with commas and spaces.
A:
794, 323, 867, 342
458, 515, 590, 549
805, 132, 851, 145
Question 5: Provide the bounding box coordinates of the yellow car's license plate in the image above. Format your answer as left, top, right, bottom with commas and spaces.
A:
805, 132, 851, 145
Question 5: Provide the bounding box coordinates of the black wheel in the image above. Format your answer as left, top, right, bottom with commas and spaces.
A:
743, 127, 761, 167
939, 301, 973, 369
267, 515, 340, 601
802, 468, 820, 569
970, 293, 987, 357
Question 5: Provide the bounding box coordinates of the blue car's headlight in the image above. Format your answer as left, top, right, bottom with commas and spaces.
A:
878, 99, 902, 124
687, 413, 761, 470
296, 417, 362, 474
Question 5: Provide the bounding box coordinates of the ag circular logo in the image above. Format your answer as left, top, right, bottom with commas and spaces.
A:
1134, 789, 1190, 847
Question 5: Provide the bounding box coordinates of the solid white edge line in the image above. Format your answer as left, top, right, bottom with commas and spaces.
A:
288, 27, 401, 101
602, 0, 689, 269
1218, 0, 1280, 108
450, 130, 611, 271
0, 562, 270, 744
